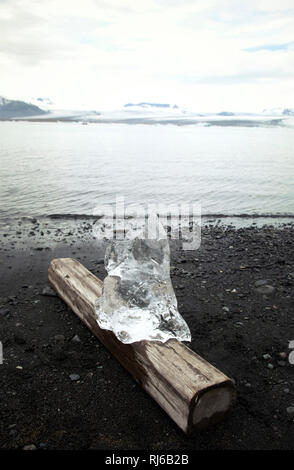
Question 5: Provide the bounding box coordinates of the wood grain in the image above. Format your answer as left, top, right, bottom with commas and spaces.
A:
48, 258, 235, 434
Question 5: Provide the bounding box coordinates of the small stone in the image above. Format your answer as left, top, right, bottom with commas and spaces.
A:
69, 374, 80, 381
255, 285, 275, 295
23, 444, 37, 450
222, 306, 230, 312
263, 353, 271, 360
267, 363, 274, 369
279, 352, 287, 359
286, 406, 294, 417
41, 286, 57, 297
71, 334, 81, 343
277, 361, 286, 367
54, 334, 65, 342
0, 308, 10, 317
255, 279, 270, 287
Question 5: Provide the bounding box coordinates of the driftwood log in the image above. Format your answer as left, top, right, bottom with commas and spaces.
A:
48, 258, 235, 434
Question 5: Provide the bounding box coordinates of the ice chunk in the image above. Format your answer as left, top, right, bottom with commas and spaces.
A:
94, 235, 191, 344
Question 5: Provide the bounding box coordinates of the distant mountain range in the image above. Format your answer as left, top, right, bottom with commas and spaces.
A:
0, 97, 47, 118
124, 102, 179, 109
262, 107, 294, 116
123, 103, 294, 116
282, 108, 294, 115
1, 95, 294, 121
217, 111, 235, 116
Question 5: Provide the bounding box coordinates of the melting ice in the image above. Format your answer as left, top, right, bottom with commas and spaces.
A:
94, 231, 191, 344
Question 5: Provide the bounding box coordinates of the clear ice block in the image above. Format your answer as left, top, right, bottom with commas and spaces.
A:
94, 233, 191, 344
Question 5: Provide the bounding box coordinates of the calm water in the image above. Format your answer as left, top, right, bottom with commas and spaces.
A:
0, 121, 294, 219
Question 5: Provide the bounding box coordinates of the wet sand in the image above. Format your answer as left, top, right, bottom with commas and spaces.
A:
0, 217, 294, 450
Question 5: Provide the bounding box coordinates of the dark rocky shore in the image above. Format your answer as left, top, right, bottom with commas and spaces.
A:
0, 217, 294, 450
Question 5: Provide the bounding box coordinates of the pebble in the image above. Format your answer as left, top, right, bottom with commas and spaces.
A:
54, 334, 65, 342
286, 406, 294, 417
277, 361, 286, 367
255, 279, 270, 287
0, 308, 10, 317
267, 363, 274, 369
71, 334, 81, 343
263, 353, 271, 360
41, 286, 57, 297
222, 306, 230, 312
23, 444, 37, 450
69, 374, 80, 381
255, 285, 275, 295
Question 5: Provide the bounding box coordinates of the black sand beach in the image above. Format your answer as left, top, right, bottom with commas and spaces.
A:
0, 217, 294, 450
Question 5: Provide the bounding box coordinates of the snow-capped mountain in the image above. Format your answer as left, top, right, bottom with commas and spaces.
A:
124, 102, 177, 109
0, 96, 47, 118
29, 97, 55, 111
262, 107, 294, 116
121, 102, 189, 115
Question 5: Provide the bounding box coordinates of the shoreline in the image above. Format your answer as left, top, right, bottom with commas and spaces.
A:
1, 215, 294, 257
0, 116, 286, 127
0, 219, 294, 449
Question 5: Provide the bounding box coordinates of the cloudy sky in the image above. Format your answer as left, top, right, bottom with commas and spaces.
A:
1, 0, 294, 111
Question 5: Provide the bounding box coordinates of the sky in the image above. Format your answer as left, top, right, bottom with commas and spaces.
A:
0, 0, 294, 112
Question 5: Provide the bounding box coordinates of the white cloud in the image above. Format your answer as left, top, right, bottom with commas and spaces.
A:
0, 0, 294, 111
